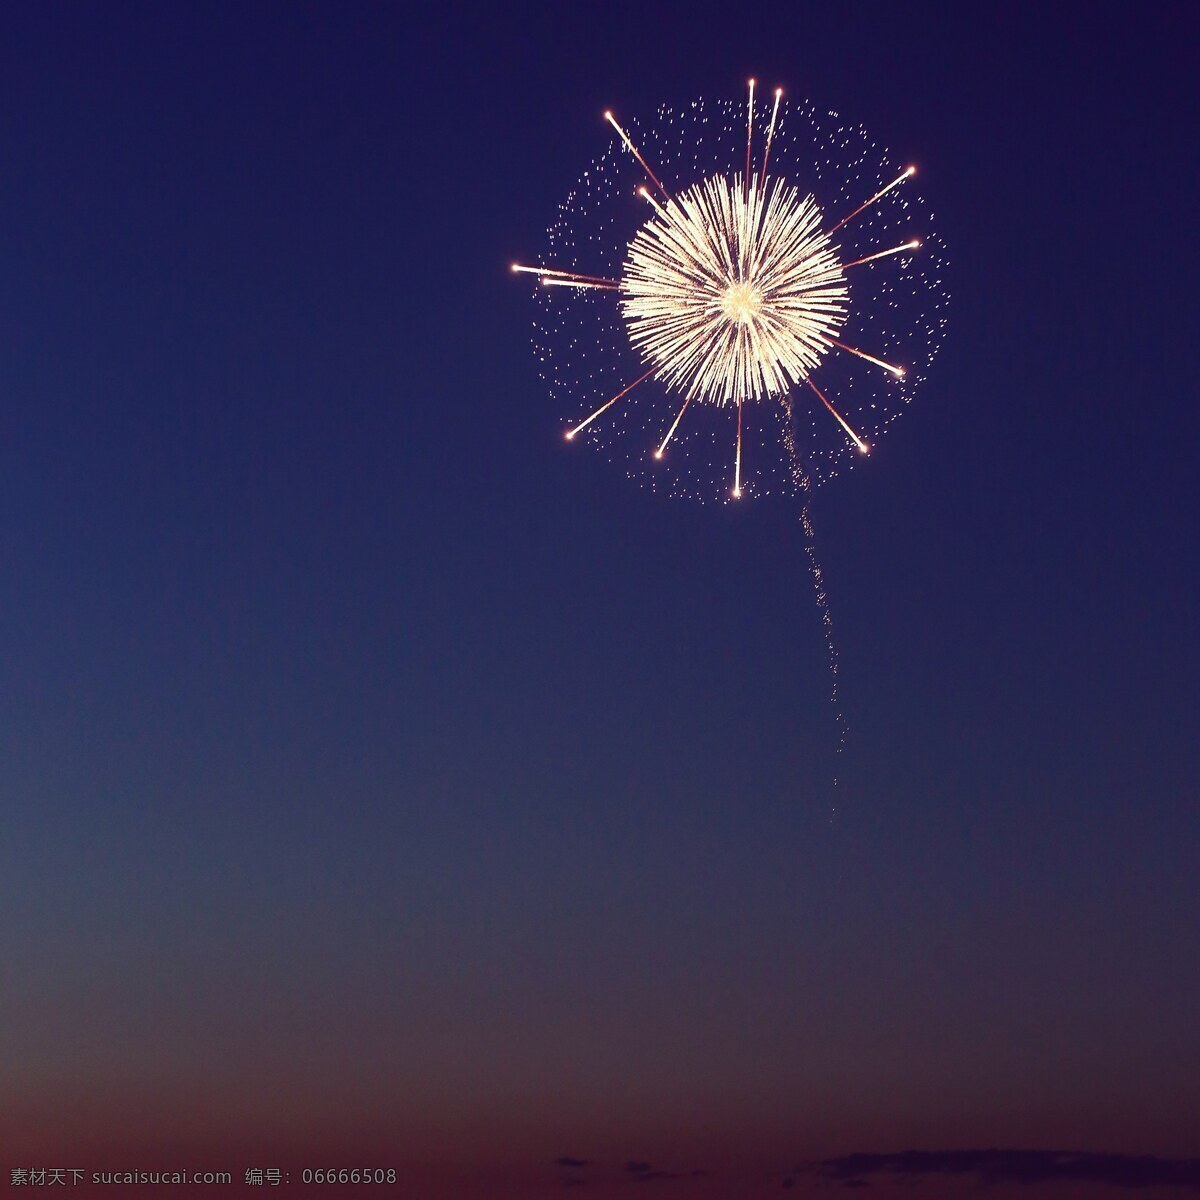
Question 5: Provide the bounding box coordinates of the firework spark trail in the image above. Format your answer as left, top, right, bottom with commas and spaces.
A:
734, 398, 744, 497
806, 378, 868, 454
655, 394, 693, 459
512, 263, 621, 286
566, 365, 658, 439
745, 78, 755, 200
758, 88, 782, 190
541, 278, 622, 291
604, 110, 671, 200
845, 239, 920, 268
829, 338, 906, 377
783, 398, 847, 794
827, 165, 916, 236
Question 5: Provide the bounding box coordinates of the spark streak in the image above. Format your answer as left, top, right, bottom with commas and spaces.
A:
512, 263, 620, 286
636, 184, 670, 219
829, 338, 905, 377
745, 79, 755, 199
759, 88, 782, 190
655, 394, 693, 458
845, 239, 920, 268
604, 110, 671, 200
807, 378, 868, 452
565, 364, 658, 440
733, 397, 744, 497
827, 166, 915, 236
541, 278, 621, 291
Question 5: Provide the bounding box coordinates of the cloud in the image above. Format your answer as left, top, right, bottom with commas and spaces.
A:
622, 1161, 710, 1183
805, 1150, 1200, 1191
555, 1158, 590, 1170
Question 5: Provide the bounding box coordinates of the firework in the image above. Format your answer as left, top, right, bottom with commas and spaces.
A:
512, 82, 949, 772
514, 83, 948, 502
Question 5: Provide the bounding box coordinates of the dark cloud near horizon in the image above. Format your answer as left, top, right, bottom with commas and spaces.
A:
806, 1150, 1200, 1190
549, 1158, 708, 1185
622, 1160, 710, 1183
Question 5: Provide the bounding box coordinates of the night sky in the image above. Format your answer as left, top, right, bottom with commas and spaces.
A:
3, 4, 1198, 1198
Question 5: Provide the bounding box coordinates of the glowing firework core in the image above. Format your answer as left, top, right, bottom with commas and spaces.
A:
620, 173, 848, 407
721, 281, 762, 325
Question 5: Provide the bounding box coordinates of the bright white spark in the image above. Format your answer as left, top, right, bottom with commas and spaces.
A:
620, 174, 848, 407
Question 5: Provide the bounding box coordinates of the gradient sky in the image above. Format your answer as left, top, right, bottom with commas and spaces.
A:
2, 4, 1198, 1197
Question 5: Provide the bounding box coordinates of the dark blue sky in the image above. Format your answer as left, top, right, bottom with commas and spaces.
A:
3, 4, 1197, 1196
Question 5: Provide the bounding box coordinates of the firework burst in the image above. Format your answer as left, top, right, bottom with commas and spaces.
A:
513, 83, 947, 503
